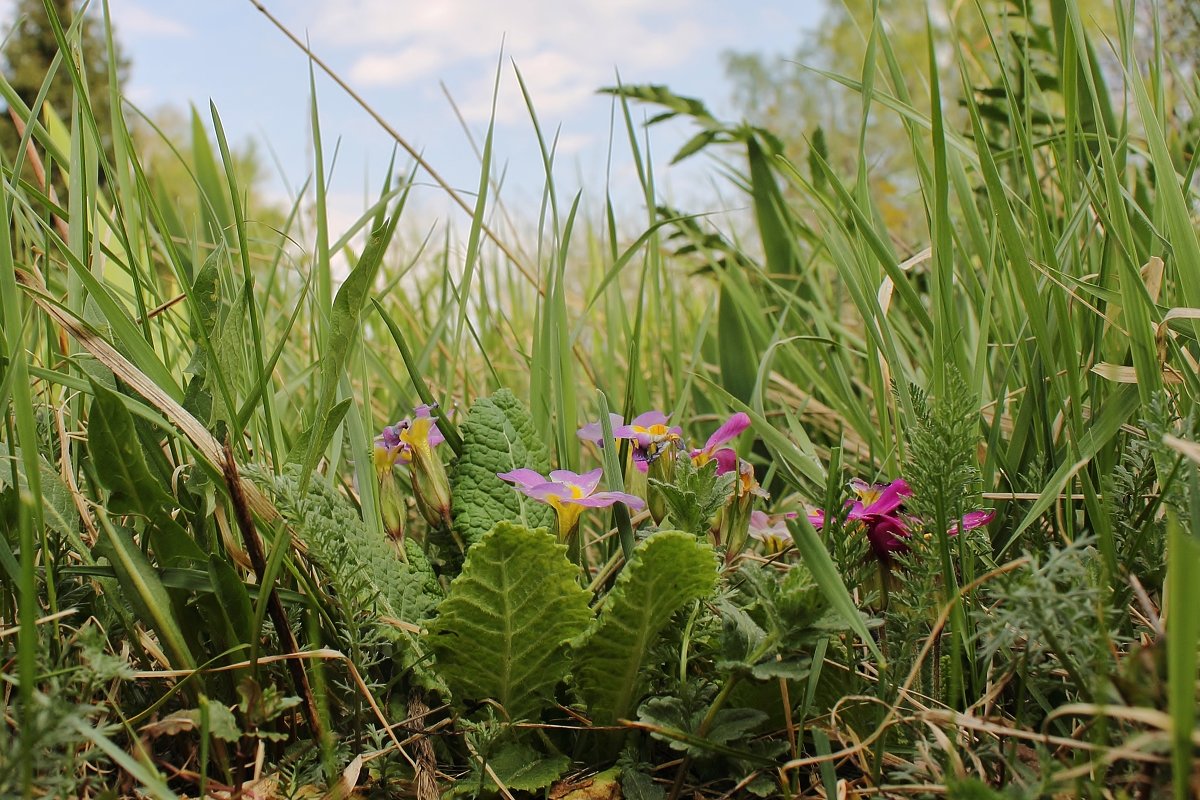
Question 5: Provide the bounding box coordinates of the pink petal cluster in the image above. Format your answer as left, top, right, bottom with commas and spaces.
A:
810, 478, 994, 563
374, 404, 445, 470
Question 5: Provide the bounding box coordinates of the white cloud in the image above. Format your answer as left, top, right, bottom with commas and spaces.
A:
316, 0, 709, 121
109, 0, 190, 38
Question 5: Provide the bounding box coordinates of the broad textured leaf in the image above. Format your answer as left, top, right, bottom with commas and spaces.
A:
482, 741, 569, 792
0, 442, 80, 544
450, 389, 554, 545
575, 531, 718, 725
427, 522, 590, 720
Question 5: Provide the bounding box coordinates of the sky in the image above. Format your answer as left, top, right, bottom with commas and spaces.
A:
7, 0, 825, 233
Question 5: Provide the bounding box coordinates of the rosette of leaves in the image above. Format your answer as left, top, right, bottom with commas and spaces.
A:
450, 389, 555, 546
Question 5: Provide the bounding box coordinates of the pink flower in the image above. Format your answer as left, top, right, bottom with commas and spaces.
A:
810, 478, 994, 563
690, 412, 751, 475
498, 467, 646, 540
373, 404, 445, 472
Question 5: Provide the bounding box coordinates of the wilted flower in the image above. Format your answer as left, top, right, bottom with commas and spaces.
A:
690, 412, 751, 474
498, 467, 645, 542
811, 477, 993, 563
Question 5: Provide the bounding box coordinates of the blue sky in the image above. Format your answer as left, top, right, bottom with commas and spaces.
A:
11, 0, 825, 228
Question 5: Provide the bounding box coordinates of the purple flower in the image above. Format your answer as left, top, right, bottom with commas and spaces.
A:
498, 467, 646, 541
577, 413, 626, 446
612, 411, 684, 472
690, 412, 751, 475
375, 404, 451, 529
373, 404, 445, 472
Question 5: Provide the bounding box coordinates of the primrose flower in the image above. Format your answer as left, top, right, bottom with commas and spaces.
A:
612, 411, 684, 472
811, 478, 994, 563
376, 404, 451, 531
748, 510, 800, 554
690, 412, 751, 475
498, 467, 645, 542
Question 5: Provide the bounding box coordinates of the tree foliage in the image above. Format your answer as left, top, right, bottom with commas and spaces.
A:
0, 0, 128, 168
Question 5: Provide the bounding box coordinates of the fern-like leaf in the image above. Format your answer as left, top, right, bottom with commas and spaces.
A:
248, 466, 441, 647
575, 531, 719, 725
426, 522, 591, 720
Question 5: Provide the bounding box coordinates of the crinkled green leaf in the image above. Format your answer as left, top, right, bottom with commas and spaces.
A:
575, 531, 718, 725
450, 389, 554, 545
649, 457, 732, 536
427, 522, 590, 720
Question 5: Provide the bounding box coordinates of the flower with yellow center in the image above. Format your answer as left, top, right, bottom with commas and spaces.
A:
498, 467, 645, 542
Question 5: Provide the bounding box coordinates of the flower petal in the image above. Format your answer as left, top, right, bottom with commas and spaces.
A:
713, 448, 739, 475
497, 468, 549, 489
549, 468, 604, 495
629, 410, 668, 428
949, 509, 994, 533
704, 412, 751, 451
572, 491, 646, 510
577, 413, 624, 445
863, 478, 911, 516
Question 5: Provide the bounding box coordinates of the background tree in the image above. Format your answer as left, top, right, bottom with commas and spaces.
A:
0, 0, 128, 172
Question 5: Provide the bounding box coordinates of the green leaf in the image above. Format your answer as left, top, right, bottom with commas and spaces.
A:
297, 213, 401, 489
649, 457, 733, 536
208, 555, 255, 646
575, 532, 719, 725
483, 741, 569, 792
786, 515, 884, 665
87, 379, 176, 518
0, 442, 81, 545
450, 389, 555, 545
427, 522, 591, 720
93, 514, 196, 672
285, 397, 352, 466
717, 284, 759, 405
248, 466, 441, 654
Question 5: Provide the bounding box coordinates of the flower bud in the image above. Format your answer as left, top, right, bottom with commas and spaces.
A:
403, 414, 453, 529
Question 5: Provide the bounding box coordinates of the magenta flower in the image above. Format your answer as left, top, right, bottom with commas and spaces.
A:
811, 478, 993, 563
498, 467, 646, 540
612, 411, 685, 472
690, 412, 751, 474
577, 413, 626, 446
